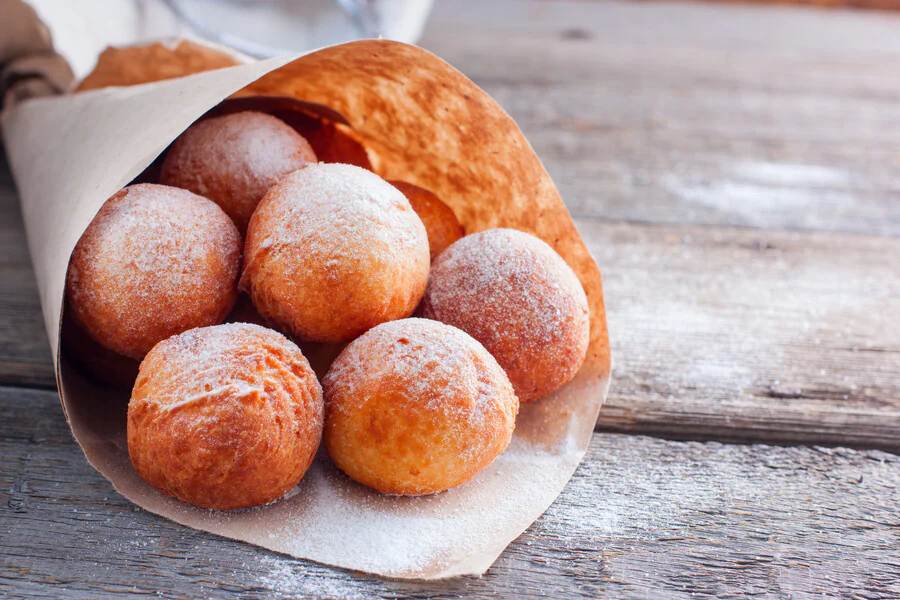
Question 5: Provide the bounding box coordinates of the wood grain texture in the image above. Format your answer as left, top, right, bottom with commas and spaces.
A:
589, 220, 900, 448
424, 0, 900, 237
0, 147, 53, 389
2, 386, 899, 599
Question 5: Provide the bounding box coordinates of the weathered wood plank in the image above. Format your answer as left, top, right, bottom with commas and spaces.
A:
0, 148, 53, 389
422, 0, 900, 237
590, 219, 900, 449
2, 386, 899, 598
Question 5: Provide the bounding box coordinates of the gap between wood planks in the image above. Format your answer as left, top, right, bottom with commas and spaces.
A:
585, 219, 900, 450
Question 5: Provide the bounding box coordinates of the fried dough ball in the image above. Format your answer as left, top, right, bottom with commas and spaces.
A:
417, 228, 590, 403
241, 163, 430, 343
225, 295, 344, 380
160, 111, 317, 234
388, 181, 464, 259
127, 323, 324, 510
66, 184, 241, 361
323, 318, 518, 495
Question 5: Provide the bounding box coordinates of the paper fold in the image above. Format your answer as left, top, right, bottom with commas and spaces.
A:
1, 37, 610, 579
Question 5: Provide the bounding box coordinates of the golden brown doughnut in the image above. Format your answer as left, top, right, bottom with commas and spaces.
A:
75, 40, 241, 92
417, 228, 590, 403
388, 181, 464, 259
66, 183, 241, 361
323, 318, 518, 495
127, 323, 323, 510
241, 163, 430, 343
160, 111, 317, 234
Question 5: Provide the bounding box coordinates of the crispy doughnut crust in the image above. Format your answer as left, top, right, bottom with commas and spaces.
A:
323, 318, 518, 495
65, 184, 241, 360
75, 40, 242, 92
160, 111, 317, 234
418, 228, 590, 403
241, 163, 430, 343
388, 181, 464, 260
127, 323, 324, 510
225, 294, 344, 379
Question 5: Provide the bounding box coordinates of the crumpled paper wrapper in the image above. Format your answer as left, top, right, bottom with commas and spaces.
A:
0, 5, 611, 580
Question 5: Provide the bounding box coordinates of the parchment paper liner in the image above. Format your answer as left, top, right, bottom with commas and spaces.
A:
1, 39, 611, 579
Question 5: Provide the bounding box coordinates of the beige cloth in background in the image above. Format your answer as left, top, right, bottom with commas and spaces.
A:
0, 0, 73, 106
1, 0, 435, 104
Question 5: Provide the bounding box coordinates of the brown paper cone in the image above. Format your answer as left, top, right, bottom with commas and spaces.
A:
1, 39, 611, 579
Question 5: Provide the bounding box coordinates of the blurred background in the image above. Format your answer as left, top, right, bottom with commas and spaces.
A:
11, 0, 900, 87
22, 0, 434, 78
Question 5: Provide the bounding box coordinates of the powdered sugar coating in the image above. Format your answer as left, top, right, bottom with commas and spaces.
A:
323, 318, 519, 495
241, 163, 430, 343
128, 322, 324, 510
160, 110, 317, 234
418, 228, 590, 403
66, 183, 241, 360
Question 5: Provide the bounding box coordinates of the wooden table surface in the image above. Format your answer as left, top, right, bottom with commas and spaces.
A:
2, 0, 900, 597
